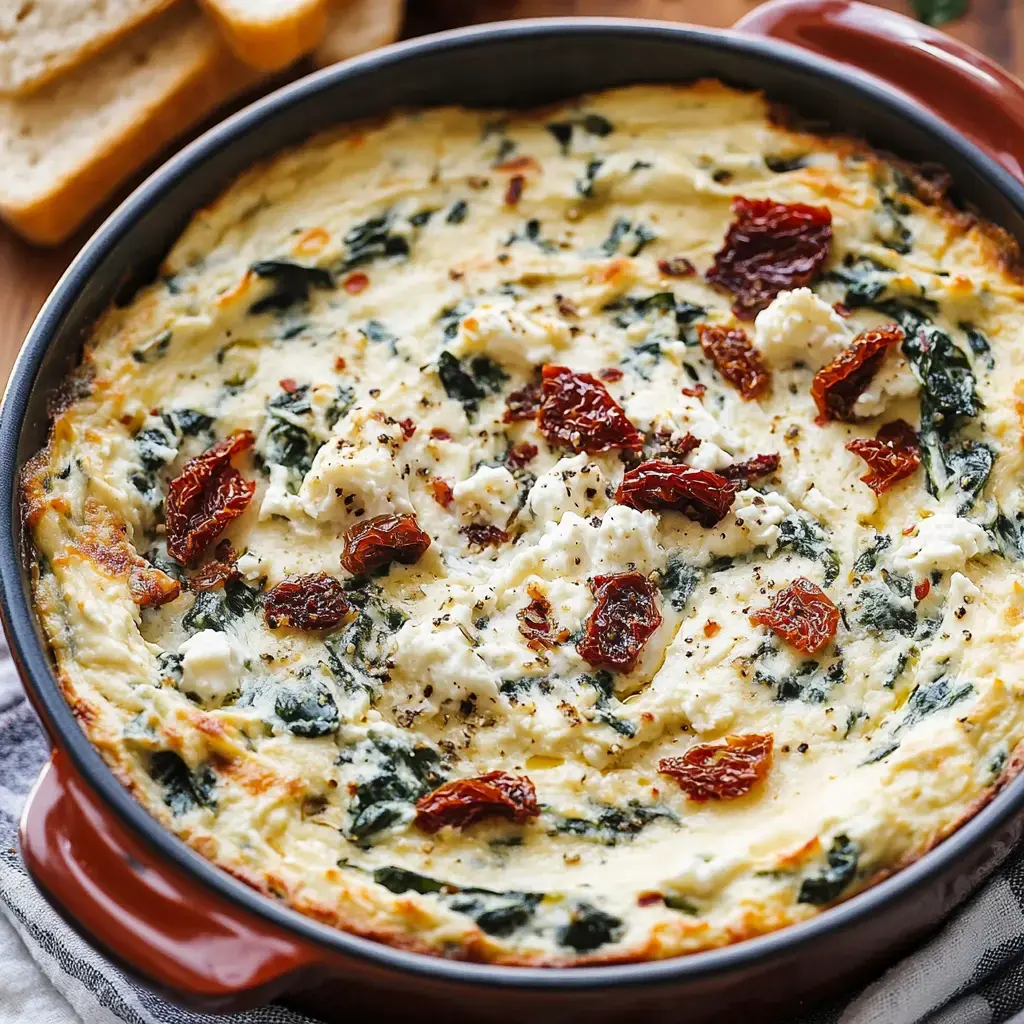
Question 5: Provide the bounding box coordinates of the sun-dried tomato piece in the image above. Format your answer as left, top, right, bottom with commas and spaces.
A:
188, 540, 238, 591
430, 477, 454, 508
707, 197, 832, 319
165, 432, 256, 565
846, 418, 920, 494
577, 571, 662, 672
430, 427, 452, 440
506, 441, 538, 469
811, 324, 904, 422
719, 453, 781, 485
751, 577, 839, 654
264, 572, 352, 630
698, 324, 770, 400
398, 417, 416, 441
648, 431, 701, 462
340, 513, 431, 574
658, 256, 696, 278
517, 582, 568, 651
914, 579, 931, 602
504, 174, 526, 206
659, 734, 774, 802
503, 379, 542, 423
537, 365, 644, 453
461, 523, 510, 549
599, 367, 624, 382
617, 461, 736, 526
681, 383, 706, 398
414, 771, 540, 833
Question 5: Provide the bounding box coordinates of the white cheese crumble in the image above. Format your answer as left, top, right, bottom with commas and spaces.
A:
732, 489, 797, 554
753, 287, 849, 369
527, 453, 606, 524
177, 630, 243, 706
851, 350, 919, 418
893, 512, 989, 575
453, 465, 519, 525
299, 441, 411, 522
450, 302, 570, 369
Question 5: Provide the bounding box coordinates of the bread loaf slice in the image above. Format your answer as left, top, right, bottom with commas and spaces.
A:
200, 0, 328, 70
0, 0, 178, 96
312, 0, 404, 68
0, 3, 259, 245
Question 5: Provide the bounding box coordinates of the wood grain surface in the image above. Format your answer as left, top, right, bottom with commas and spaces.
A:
0, 0, 1017, 387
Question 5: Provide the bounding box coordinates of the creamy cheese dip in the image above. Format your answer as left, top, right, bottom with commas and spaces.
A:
23, 82, 1024, 964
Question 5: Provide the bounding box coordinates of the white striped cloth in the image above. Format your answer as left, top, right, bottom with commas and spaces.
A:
3, 637, 1024, 1024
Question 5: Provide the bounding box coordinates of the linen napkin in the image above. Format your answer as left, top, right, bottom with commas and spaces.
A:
3, 637, 1024, 1024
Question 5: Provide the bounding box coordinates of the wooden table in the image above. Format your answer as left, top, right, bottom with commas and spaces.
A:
0, 0, 1018, 386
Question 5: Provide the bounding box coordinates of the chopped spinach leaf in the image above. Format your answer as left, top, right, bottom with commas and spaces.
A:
960, 321, 995, 369
325, 385, 356, 429
373, 866, 447, 895
899, 676, 973, 733
798, 835, 859, 905
765, 154, 808, 173
249, 260, 334, 314
853, 533, 891, 574
132, 330, 171, 364
558, 902, 623, 951
945, 441, 994, 515
777, 514, 840, 585
598, 218, 656, 257
275, 684, 339, 738
658, 556, 702, 611
340, 212, 410, 270
446, 889, 543, 937
446, 199, 468, 224
149, 752, 216, 815
856, 582, 917, 637
437, 351, 508, 416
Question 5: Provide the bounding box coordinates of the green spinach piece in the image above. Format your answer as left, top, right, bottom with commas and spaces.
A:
132, 330, 172, 364
777, 515, 840, 585
340, 212, 410, 270
853, 533, 891, 574
856, 582, 917, 637
437, 351, 508, 416
249, 260, 334, 314
960, 321, 995, 369
325, 385, 356, 429
275, 684, 340, 738
505, 218, 557, 252
912, 0, 968, 27
898, 676, 973, 733
150, 752, 216, 815
373, 866, 447, 895
945, 442, 994, 515
658, 556, 702, 611
756, 658, 844, 704
446, 199, 468, 224
598, 218, 656, 257
558, 902, 623, 952
797, 835, 859, 905
765, 154, 808, 173
445, 889, 543, 937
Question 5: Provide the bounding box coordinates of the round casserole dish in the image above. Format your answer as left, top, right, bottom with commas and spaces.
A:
6, 1, 1024, 1019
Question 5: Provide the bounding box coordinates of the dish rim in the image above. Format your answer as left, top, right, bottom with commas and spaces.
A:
5, 14, 1024, 989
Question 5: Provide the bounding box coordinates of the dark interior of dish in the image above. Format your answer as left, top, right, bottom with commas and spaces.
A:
5, 21, 1024, 1024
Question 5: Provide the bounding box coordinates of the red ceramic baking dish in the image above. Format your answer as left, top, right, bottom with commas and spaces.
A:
5, 2, 1024, 1020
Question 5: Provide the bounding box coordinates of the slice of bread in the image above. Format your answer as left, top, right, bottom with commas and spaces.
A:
200, 0, 328, 70
312, 0, 404, 68
0, 0, 178, 96
0, 3, 260, 245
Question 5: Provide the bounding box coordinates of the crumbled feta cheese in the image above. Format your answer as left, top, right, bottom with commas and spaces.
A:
259, 464, 312, 529
236, 550, 271, 581
851, 349, 919, 418
688, 441, 733, 472
527, 453, 606, 523
299, 441, 411, 522
450, 302, 570, 369
453, 465, 519, 525
753, 288, 849, 369
893, 512, 988, 575
177, 630, 243, 706
732, 488, 796, 553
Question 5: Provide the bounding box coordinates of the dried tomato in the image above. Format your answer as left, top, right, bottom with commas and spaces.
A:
658, 256, 696, 278
414, 771, 540, 833
751, 577, 839, 654
649, 431, 701, 462
504, 174, 526, 206
707, 197, 832, 319
188, 541, 238, 592
430, 427, 452, 440
811, 324, 904, 422
681, 384, 706, 398
517, 582, 567, 651
846, 418, 920, 494
719, 453, 780, 485
617, 461, 736, 526
659, 734, 774, 802
165, 432, 256, 565
430, 477, 454, 508
537, 365, 644, 453
698, 324, 770, 400
914, 579, 931, 602
503, 380, 542, 423
577, 571, 662, 673
340, 513, 431, 574
833, 301, 852, 318
398, 417, 416, 440
599, 367, 624, 382
461, 523, 510, 549
343, 272, 369, 294
264, 572, 352, 630
506, 441, 538, 469
279, 378, 298, 393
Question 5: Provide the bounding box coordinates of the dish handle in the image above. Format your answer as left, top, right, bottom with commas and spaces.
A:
735, 0, 1024, 184
20, 749, 322, 1012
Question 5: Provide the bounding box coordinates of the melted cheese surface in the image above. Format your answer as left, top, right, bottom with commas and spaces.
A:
24, 83, 1024, 964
